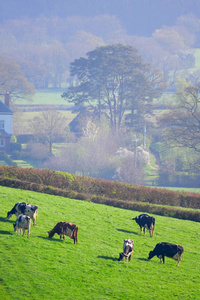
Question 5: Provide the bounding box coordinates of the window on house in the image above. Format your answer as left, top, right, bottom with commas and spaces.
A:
0, 120, 4, 129
0, 138, 5, 147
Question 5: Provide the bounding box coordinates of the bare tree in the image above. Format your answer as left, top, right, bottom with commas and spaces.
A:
0, 55, 35, 102
30, 109, 68, 155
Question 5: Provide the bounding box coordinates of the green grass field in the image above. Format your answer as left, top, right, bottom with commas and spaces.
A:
17, 89, 67, 105
0, 186, 200, 300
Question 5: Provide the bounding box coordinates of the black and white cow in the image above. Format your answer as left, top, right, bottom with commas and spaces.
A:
118, 239, 134, 261
133, 214, 155, 237
13, 214, 31, 238
148, 242, 184, 266
7, 202, 38, 226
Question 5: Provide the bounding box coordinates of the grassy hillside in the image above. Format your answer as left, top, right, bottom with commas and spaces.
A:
0, 186, 200, 300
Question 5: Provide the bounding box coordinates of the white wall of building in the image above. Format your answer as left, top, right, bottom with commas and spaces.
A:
0, 114, 13, 135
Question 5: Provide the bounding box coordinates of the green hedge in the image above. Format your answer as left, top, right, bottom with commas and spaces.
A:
0, 176, 199, 222
0, 165, 200, 212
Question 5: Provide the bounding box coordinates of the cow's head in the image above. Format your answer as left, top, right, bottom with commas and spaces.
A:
118, 253, 124, 261
148, 251, 154, 260
7, 211, 12, 219
47, 231, 53, 238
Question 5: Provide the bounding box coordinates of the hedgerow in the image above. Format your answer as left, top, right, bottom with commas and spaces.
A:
0, 165, 199, 222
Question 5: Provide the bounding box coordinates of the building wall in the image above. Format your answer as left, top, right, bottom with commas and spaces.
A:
0, 114, 13, 135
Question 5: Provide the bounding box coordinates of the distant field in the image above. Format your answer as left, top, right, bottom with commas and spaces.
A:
0, 186, 200, 300
159, 187, 200, 193
17, 89, 68, 105
13, 110, 75, 135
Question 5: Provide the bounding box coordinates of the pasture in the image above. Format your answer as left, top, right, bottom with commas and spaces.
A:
0, 186, 200, 300
17, 89, 67, 105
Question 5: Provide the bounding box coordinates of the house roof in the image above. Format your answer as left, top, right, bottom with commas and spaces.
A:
0, 101, 13, 114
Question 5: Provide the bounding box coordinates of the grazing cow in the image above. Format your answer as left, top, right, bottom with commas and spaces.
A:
118, 239, 134, 261
132, 214, 155, 237
48, 222, 78, 244
148, 242, 184, 266
13, 214, 31, 238
7, 202, 38, 226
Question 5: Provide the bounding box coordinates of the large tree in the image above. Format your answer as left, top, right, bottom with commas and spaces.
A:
62, 44, 164, 131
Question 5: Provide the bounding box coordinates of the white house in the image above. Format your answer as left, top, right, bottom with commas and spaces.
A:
0, 92, 13, 152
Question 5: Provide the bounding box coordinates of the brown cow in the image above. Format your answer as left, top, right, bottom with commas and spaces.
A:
48, 222, 78, 244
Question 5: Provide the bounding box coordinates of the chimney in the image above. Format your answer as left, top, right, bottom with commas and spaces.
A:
5, 91, 10, 107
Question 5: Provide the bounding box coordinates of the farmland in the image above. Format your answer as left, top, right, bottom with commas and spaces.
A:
0, 185, 200, 300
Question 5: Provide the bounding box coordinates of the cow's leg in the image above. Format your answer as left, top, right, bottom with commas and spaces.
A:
176, 255, 181, 266
22, 228, 25, 237
151, 227, 154, 237
162, 255, 165, 264
143, 227, 145, 235
140, 226, 143, 234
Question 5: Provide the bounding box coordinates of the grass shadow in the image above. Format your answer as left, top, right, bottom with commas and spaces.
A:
97, 255, 118, 261
37, 236, 64, 242
137, 258, 149, 262
0, 216, 14, 223
0, 230, 12, 235
117, 228, 139, 235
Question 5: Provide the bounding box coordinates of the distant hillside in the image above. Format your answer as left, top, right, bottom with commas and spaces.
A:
1, 0, 200, 37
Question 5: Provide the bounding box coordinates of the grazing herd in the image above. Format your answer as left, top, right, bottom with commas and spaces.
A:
7, 201, 78, 244
6, 202, 184, 267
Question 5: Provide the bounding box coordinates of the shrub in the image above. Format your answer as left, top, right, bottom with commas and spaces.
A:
11, 151, 22, 159
10, 142, 22, 152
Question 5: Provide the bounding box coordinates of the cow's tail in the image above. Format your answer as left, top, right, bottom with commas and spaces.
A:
34, 206, 38, 219
74, 226, 78, 244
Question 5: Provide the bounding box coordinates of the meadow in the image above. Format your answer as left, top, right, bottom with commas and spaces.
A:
0, 186, 200, 300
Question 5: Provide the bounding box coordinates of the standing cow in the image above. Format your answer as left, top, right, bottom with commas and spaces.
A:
7, 202, 38, 226
133, 214, 155, 237
13, 214, 31, 238
118, 239, 134, 261
48, 222, 78, 244
148, 242, 184, 266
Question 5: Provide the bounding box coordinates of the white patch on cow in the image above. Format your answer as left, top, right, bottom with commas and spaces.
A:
173, 253, 179, 261
64, 227, 73, 237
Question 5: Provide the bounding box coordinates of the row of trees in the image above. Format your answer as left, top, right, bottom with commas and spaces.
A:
0, 13, 199, 89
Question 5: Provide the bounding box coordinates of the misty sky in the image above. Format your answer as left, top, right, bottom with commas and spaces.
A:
0, 0, 200, 36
